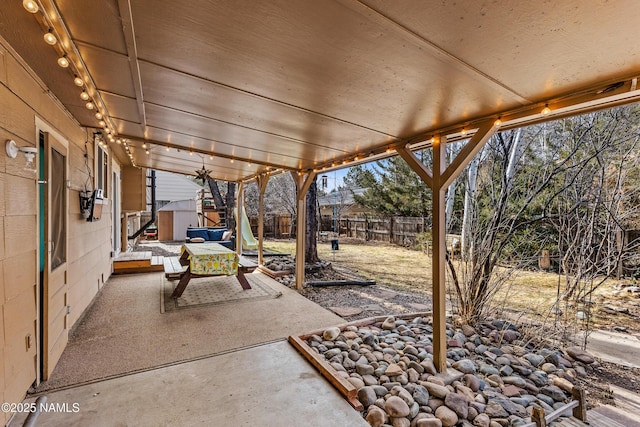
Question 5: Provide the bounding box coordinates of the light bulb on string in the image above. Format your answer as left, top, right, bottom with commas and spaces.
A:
57, 56, 69, 68
80, 91, 90, 101
74, 76, 84, 87
44, 32, 57, 45
23, 0, 39, 13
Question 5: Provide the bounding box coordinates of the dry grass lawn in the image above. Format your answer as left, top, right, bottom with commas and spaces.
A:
263, 238, 619, 323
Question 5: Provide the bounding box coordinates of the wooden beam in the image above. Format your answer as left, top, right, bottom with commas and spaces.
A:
288, 335, 363, 410
297, 171, 317, 201
431, 137, 448, 373
398, 124, 500, 373
441, 120, 497, 188
398, 136, 448, 372
396, 145, 433, 189
256, 173, 269, 265
235, 181, 244, 255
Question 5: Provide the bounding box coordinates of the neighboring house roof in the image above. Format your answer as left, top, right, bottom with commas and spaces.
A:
153, 170, 207, 202
158, 199, 197, 212
318, 188, 366, 207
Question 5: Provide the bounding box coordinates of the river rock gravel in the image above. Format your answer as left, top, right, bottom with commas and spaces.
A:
305, 315, 595, 427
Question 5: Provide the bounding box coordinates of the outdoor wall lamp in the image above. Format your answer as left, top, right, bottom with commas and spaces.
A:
6, 139, 38, 172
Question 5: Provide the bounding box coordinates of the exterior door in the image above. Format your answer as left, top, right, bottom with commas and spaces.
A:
41, 132, 69, 380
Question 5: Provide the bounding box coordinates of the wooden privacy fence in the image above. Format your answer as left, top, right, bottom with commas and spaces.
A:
338, 216, 429, 246
251, 213, 462, 252
249, 213, 293, 238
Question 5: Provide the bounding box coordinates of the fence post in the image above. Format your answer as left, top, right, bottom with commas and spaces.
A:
531, 405, 546, 427
572, 387, 587, 422
389, 216, 394, 244
365, 216, 370, 241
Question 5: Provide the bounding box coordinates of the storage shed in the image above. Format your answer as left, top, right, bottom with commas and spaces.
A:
157, 200, 199, 241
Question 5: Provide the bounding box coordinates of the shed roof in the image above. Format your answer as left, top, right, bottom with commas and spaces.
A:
158, 199, 196, 212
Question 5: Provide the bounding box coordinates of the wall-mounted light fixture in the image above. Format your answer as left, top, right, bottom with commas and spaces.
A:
6, 139, 37, 172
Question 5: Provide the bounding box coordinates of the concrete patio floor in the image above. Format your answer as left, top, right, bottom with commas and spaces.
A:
10, 271, 366, 426
10, 341, 368, 426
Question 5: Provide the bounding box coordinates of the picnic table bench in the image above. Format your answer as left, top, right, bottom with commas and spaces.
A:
164, 243, 257, 299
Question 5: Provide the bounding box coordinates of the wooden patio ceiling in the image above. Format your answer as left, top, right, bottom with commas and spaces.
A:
2, 1, 640, 181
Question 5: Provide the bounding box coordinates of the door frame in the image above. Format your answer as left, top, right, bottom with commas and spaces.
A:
35, 117, 69, 383
112, 160, 121, 257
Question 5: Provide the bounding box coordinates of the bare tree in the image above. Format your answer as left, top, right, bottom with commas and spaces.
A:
264, 173, 297, 216
306, 178, 320, 262
448, 107, 640, 324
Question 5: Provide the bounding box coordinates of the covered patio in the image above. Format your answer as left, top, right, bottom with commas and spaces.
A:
2, 0, 640, 425
9, 270, 368, 426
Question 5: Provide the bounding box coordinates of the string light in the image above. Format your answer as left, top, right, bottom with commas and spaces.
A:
145, 149, 150, 155
494, 118, 502, 126
43, 31, 57, 45
80, 91, 90, 101
85, 101, 94, 110
23, 0, 39, 13
460, 129, 467, 136
95, 112, 103, 120
98, 120, 105, 127
142, 143, 147, 149
541, 104, 551, 115
165, 146, 170, 152
57, 56, 69, 68
74, 76, 84, 87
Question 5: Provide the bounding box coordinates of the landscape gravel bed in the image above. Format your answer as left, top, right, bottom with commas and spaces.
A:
303, 315, 595, 427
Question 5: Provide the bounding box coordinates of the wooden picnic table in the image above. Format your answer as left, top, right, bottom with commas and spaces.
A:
169, 242, 255, 299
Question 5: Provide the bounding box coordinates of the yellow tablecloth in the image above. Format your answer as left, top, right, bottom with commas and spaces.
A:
181, 243, 239, 276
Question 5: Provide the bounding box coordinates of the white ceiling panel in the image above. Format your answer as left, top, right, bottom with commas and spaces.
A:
2, 0, 640, 181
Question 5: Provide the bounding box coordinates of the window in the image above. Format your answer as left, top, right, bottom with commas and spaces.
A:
51, 146, 67, 269
96, 144, 109, 197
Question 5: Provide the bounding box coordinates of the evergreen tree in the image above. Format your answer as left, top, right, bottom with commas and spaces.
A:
345, 153, 432, 217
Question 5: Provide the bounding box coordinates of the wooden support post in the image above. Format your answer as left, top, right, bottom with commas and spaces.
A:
431, 136, 448, 373
235, 181, 244, 255
531, 405, 547, 427
256, 173, 269, 265
572, 387, 587, 422
291, 171, 316, 290
396, 121, 498, 373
